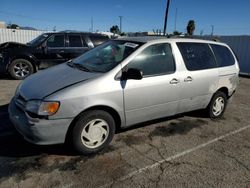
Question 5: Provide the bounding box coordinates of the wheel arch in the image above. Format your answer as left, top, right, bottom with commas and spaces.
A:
216, 87, 229, 98
65, 105, 122, 143
8, 55, 38, 72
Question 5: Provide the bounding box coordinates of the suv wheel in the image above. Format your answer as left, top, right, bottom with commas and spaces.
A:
9, 59, 34, 80
207, 91, 227, 118
72, 110, 115, 155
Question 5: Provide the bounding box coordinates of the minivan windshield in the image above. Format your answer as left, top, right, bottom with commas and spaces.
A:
72, 40, 143, 73
27, 33, 49, 46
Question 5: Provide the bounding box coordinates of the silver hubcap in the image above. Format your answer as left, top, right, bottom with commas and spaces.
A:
81, 119, 109, 149
13, 62, 30, 78
212, 97, 225, 116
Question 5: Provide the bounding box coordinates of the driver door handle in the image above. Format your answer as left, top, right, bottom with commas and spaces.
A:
184, 76, 193, 82
170, 78, 180, 85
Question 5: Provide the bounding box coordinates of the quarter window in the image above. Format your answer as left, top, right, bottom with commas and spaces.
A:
89, 35, 109, 46
210, 44, 235, 67
47, 35, 65, 47
177, 43, 217, 71
127, 43, 176, 77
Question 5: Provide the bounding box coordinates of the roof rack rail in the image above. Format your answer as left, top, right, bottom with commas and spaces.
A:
168, 35, 220, 42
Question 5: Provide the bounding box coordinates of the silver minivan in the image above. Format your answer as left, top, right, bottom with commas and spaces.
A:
9, 37, 239, 154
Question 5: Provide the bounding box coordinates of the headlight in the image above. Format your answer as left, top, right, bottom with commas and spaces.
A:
25, 100, 60, 116
38, 101, 60, 116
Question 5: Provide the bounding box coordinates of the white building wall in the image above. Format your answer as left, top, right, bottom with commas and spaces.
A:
0, 28, 46, 44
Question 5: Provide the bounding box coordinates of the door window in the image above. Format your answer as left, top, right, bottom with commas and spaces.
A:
47, 35, 65, 47
126, 43, 176, 77
177, 42, 217, 71
68, 34, 86, 47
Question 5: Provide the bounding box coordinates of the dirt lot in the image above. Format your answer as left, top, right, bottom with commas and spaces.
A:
0, 76, 249, 188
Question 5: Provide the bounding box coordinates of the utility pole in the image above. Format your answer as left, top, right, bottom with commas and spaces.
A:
174, 8, 178, 31
211, 25, 214, 36
91, 17, 93, 32
119, 16, 123, 33
163, 0, 171, 35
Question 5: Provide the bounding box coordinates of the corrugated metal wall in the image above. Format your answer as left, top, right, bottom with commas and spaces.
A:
219, 36, 250, 75
0, 28, 46, 44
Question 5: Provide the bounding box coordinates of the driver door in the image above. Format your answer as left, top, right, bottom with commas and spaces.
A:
39, 34, 67, 69
122, 43, 181, 126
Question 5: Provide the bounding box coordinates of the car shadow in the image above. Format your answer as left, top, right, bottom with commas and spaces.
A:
0, 102, 208, 158
0, 74, 12, 80
0, 103, 77, 157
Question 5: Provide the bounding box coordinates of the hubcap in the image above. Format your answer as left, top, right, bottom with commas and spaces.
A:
212, 97, 225, 116
80, 119, 109, 149
13, 62, 30, 78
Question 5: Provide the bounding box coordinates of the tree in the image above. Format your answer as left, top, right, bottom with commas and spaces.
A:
7, 23, 20, 29
173, 30, 182, 35
110, 25, 120, 34
186, 20, 195, 35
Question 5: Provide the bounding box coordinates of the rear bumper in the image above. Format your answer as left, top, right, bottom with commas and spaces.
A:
8, 98, 73, 145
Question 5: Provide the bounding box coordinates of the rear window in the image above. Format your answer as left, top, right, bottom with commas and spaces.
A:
89, 35, 109, 46
68, 34, 83, 47
210, 44, 235, 67
177, 42, 217, 71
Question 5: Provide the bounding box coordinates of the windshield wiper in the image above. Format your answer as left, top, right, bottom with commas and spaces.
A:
74, 63, 92, 72
67, 61, 94, 72
67, 60, 74, 67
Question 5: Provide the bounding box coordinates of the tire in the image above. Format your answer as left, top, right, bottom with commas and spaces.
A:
207, 91, 227, 118
9, 59, 34, 80
72, 110, 116, 155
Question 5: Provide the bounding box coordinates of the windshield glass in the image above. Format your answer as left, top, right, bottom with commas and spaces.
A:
27, 33, 49, 46
72, 40, 143, 73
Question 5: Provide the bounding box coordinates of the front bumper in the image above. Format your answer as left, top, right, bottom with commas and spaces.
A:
8, 98, 73, 145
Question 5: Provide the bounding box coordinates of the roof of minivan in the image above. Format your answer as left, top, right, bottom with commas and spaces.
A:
117, 36, 226, 45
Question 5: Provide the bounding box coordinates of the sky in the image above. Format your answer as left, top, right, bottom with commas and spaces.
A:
0, 0, 250, 36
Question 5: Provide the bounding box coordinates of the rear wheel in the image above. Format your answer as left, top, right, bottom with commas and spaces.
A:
72, 110, 115, 155
9, 59, 34, 80
207, 91, 227, 118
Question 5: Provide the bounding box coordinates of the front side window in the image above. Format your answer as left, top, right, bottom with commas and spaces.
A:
72, 40, 143, 73
210, 44, 235, 67
47, 34, 65, 47
126, 43, 175, 77
177, 42, 217, 71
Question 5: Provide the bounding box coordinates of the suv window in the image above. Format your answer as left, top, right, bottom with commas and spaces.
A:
127, 43, 175, 77
68, 34, 83, 47
47, 34, 65, 47
210, 44, 235, 67
89, 35, 109, 46
177, 42, 217, 71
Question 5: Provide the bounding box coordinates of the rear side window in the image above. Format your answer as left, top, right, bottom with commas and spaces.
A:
89, 35, 109, 46
127, 43, 175, 77
47, 34, 65, 47
68, 34, 83, 47
177, 42, 217, 71
210, 44, 235, 67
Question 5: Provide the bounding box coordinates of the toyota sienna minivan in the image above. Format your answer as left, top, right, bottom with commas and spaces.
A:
9, 37, 239, 155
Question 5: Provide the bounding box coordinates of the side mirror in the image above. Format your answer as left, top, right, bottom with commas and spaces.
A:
122, 68, 143, 80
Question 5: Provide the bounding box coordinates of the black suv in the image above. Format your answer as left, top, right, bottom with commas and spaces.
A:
0, 31, 109, 79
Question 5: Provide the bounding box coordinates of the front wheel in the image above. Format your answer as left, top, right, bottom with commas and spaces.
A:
9, 59, 34, 80
207, 91, 227, 118
72, 110, 115, 155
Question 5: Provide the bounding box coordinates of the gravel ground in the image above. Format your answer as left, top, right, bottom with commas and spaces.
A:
0, 75, 249, 188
